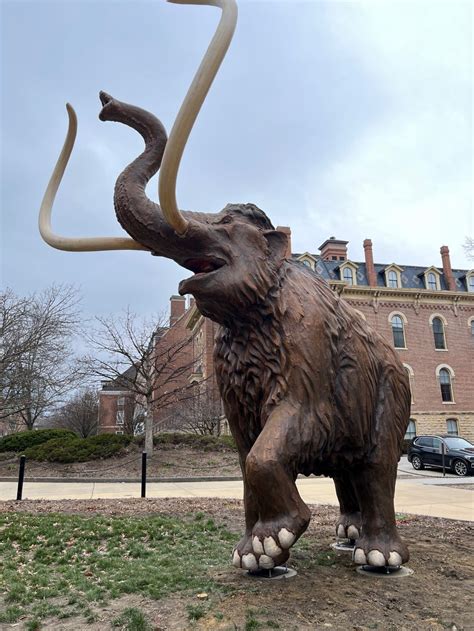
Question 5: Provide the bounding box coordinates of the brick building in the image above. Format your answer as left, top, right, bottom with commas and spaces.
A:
98, 296, 195, 435
100, 232, 474, 442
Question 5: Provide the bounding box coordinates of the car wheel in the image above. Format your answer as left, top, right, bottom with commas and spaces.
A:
411, 455, 424, 470
452, 459, 468, 477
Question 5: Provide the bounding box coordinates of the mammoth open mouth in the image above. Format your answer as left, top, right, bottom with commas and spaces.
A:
183, 257, 226, 276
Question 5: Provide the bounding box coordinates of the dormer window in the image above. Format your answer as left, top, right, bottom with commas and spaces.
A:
422, 267, 441, 291
466, 272, 474, 292
296, 253, 317, 270
388, 271, 398, 288
384, 264, 403, 289
343, 268, 353, 285
340, 261, 358, 286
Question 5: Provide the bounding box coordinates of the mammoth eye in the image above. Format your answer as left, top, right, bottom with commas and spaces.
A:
217, 215, 233, 225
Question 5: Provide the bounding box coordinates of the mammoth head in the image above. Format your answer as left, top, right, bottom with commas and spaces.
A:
38, 0, 289, 325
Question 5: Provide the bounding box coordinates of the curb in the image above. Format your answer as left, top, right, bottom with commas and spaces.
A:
0, 475, 244, 484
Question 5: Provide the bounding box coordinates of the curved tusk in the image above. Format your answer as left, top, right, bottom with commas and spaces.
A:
39, 103, 149, 252
159, 0, 238, 235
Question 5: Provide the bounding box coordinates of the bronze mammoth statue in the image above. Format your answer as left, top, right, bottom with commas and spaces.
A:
39, 0, 410, 571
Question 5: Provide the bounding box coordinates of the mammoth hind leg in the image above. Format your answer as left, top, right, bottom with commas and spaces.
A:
333, 475, 362, 540
351, 463, 409, 567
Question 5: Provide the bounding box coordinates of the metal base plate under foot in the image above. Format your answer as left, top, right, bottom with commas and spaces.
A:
331, 539, 356, 552
356, 565, 414, 579
246, 566, 297, 580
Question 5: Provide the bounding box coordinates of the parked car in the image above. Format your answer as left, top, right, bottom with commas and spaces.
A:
407, 435, 474, 476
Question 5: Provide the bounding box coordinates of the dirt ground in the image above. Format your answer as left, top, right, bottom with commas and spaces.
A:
0, 444, 241, 480
1, 497, 472, 630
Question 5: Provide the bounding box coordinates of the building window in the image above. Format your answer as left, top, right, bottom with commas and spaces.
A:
116, 410, 125, 425
470, 318, 474, 336
343, 267, 353, 285
332, 256, 337, 261
404, 419, 416, 440
116, 430, 124, 435
439, 368, 453, 402
432, 317, 446, 350
404, 364, 414, 404
427, 272, 437, 290
117, 396, 125, 408
388, 270, 398, 288
446, 419, 458, 436
391, 315, 406, 348
467, 274, 474, 292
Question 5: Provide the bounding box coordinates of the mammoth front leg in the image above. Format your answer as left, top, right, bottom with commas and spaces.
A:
233, 405, 311, 570
232, 457, 262, 571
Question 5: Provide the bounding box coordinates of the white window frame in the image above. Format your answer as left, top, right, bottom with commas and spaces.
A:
435, 364, 455, 404
384, 264, 403, 289
446, 419, 458, 436
429, 314, 448, 351
116, 409, 125, 425
423, 267, 441, 291
340, 261, 358, 286
388, 311, 407, 350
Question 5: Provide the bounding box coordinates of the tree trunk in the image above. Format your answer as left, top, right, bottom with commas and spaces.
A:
144, 409, 153, 455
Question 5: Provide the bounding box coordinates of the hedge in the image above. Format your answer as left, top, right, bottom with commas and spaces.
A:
0, 429, 76, 453
24, 433, 131, 463
134, 432, 236, 451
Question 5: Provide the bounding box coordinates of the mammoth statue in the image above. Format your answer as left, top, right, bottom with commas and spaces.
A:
39, 0, 410, 571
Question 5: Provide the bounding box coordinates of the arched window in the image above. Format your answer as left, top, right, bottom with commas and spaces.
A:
471, 319, 474, 336
343, 268, 353, 285
404, 364, 414, 404
404, 419, 416, 440
388, 270, 398, 288
468, 275, 474, 292
446, 419, 458, 436
391, 315, 406, 348
432, 317, 446, 349
439, 368, 453, 402
427, 272, 437, 290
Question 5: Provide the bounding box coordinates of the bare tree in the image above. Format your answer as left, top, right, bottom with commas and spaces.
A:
0, 286, 82, 430
52, 388, 99, 438
463, 236, 474, 261
84, 309, 196, 453
173, 380, 224, 436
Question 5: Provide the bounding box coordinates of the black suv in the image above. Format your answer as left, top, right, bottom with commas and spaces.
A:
407, 435, 474, 476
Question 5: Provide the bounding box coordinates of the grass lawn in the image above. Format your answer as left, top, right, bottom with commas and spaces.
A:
0, 511, 235, 629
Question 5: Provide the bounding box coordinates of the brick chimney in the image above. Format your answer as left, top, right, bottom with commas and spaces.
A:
169, 295, 186, 326
276, 226, 292, 258
318, 237, 348, 261
363, 238, 377, 287
440, 246, 456, 291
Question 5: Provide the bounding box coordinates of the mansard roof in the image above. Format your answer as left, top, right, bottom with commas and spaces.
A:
292, 254, 471, 292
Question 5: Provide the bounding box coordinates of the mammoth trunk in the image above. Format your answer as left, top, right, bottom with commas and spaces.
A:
99, 93, 171, 248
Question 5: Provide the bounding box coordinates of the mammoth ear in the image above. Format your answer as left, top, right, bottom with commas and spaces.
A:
262, 230, 289, 263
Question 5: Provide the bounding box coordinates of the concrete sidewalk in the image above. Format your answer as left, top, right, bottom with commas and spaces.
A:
1, 476, 472, 522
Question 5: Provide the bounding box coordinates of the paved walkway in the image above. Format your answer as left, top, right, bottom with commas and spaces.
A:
1, 475, 472, 522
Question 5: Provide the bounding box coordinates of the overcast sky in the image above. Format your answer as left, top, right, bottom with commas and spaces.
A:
1, 0, 472, 323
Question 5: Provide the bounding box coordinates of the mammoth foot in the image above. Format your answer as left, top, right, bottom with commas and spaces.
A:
352, 532, 409, 567
336, 511, 362, 540
232, 525, 300, 571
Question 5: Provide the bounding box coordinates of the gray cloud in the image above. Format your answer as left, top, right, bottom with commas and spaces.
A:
1, 0, 471, 325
